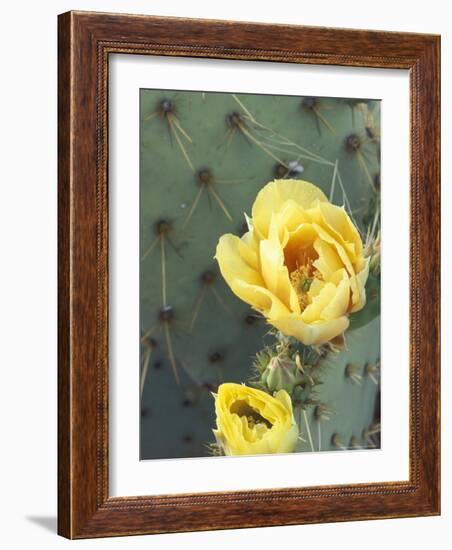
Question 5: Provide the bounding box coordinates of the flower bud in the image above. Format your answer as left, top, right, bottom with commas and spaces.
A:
366, 232, 380, 276
369, 251, 380, 276
262, 355, 305, 394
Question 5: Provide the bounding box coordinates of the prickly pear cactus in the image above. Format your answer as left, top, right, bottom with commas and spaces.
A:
140, 89, 381, 459
300, 317, 381, 452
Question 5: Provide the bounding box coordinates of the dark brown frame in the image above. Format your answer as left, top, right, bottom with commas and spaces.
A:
58, 10, 440, 539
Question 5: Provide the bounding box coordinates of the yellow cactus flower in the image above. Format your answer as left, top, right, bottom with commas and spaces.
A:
213, 383, 298, 456
215, 179, 369, 345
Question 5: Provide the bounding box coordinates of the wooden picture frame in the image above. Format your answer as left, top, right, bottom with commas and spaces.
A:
58, 10, 440, 538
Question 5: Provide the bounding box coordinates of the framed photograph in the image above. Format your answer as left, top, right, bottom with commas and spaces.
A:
58, 11, 440, 538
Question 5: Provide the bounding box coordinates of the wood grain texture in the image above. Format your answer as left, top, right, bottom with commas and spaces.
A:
57, 10, 440, 539
57, 10, 72, 539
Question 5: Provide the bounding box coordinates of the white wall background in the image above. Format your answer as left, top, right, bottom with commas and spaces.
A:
0, 1, 449, 548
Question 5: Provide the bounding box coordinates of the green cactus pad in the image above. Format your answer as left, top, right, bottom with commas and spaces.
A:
140, 89, 381, 459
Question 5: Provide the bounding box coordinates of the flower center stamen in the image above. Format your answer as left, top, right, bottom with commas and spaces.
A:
290, 259, 321, 312
230, 399, 273, 429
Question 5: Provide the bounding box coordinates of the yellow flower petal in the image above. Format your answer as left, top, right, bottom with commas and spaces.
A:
252, 179, 328, 239
317, 201, 363, 258
215, 235, 258, 277
274, 389, 294, 414
215, 233, 264, 304
259, 236, 300, 314
311, 222, 365, 307
272, 313, 350, 346
301, 282, 338, 323
351, 256, 370, 312
321, 271, 351, 320
312, 238, 343, 279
